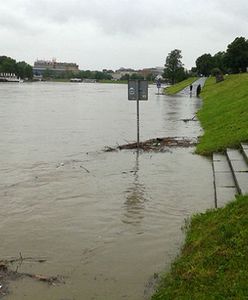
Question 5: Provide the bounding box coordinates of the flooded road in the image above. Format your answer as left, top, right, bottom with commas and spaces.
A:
0, 82, 213, 299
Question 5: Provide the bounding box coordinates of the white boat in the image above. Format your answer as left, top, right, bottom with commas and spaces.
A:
70, 78, 82, 83
0, 73, 23, 83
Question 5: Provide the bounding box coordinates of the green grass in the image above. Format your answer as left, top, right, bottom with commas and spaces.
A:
196, 74, 248, 155
152, 195, 248, 300
164, 77, 197, 95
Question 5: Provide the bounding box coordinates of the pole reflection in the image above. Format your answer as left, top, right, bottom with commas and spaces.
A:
122, 151, 148, 226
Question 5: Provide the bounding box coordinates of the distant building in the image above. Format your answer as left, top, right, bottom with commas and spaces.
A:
112, 68, 138, 80
33, 58, 79, 77
111, 67, 164, 81
139, 67, 164, 77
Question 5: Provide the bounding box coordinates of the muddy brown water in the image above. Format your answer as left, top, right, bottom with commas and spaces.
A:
0, 82, 214, 299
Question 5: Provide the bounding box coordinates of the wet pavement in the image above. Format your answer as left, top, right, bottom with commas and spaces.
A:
178, 77, 207, 97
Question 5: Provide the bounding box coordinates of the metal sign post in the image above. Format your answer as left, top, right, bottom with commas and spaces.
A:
128, 80, 148, 150
136, 95, 140, 148
156, 80, 161, 95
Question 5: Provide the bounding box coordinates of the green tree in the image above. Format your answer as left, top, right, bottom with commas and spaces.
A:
120, 74, 130, 81
130, 73, 144, 80
0, 56, 33, 79
0, 56, 17, 73
16, 61, 33, 79
163, 49, 187, 84
94, 71, 112, 80
213, 51, 227, 73
225, 36, 248, 73
196, 53, 215, 76
79, 70, 93, 79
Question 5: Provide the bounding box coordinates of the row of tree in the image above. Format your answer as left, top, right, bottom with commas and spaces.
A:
42, 69, 114, 80
163, 36, 248, 84
118, 73, 155, 81
195, 37, 248, 76
43, 69, 155, 81
0, 56, 33, 79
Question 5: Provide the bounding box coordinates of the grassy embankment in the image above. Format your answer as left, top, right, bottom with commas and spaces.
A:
196, 73, 248, 155
152, 74, 248, 300
164, 77, 197, 95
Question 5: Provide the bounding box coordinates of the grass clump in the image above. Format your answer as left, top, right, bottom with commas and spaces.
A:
164, 77, 197, 95
196, 73, 248, 155
152, 195, 248, 300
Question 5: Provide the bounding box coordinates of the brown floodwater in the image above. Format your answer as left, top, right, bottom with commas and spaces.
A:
0, 81, 213, 299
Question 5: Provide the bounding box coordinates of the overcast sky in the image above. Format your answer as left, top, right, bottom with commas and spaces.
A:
1, 0, 247, 70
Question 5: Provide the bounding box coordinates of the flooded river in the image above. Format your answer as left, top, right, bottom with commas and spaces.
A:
0, 82, 214, 300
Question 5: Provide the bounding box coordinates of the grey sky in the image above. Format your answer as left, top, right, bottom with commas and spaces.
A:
1, 0, 247, 70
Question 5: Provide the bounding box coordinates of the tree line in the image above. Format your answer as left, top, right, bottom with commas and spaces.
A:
195, 37, 248, 76
42, 69, 114, 80
43, 69, 155, 81
0, 56, 33, 79
164, 36, 248, 84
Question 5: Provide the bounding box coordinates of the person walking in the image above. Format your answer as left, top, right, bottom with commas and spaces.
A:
189, 84, 193, 97
196, 84, 201, 97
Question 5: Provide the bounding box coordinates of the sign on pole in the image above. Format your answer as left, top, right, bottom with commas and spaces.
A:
128, 80, 148, 150
156, 80, 161, 94
128, 80, 148, 101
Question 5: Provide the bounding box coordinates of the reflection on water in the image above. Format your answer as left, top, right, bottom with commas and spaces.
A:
123, 151, 148, 226
0, 81, 214, 300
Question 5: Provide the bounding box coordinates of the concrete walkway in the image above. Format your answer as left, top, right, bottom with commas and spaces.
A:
213, 144, 248, 208
178, 77, 207, 97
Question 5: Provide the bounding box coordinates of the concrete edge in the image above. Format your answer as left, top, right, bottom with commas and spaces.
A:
226, 149, 242, 195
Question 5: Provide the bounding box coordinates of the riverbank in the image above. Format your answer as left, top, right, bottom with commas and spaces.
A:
164, 77, 197, 95
152, 194, 248, 299
152, 74, 248, 299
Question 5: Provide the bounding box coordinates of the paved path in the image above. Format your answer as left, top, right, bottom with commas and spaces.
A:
178, 77, 207, 97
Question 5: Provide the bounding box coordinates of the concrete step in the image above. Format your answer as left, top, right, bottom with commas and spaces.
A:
226, 148, 248, 195
241, 143, 248, 162
212, 153, 237, 208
